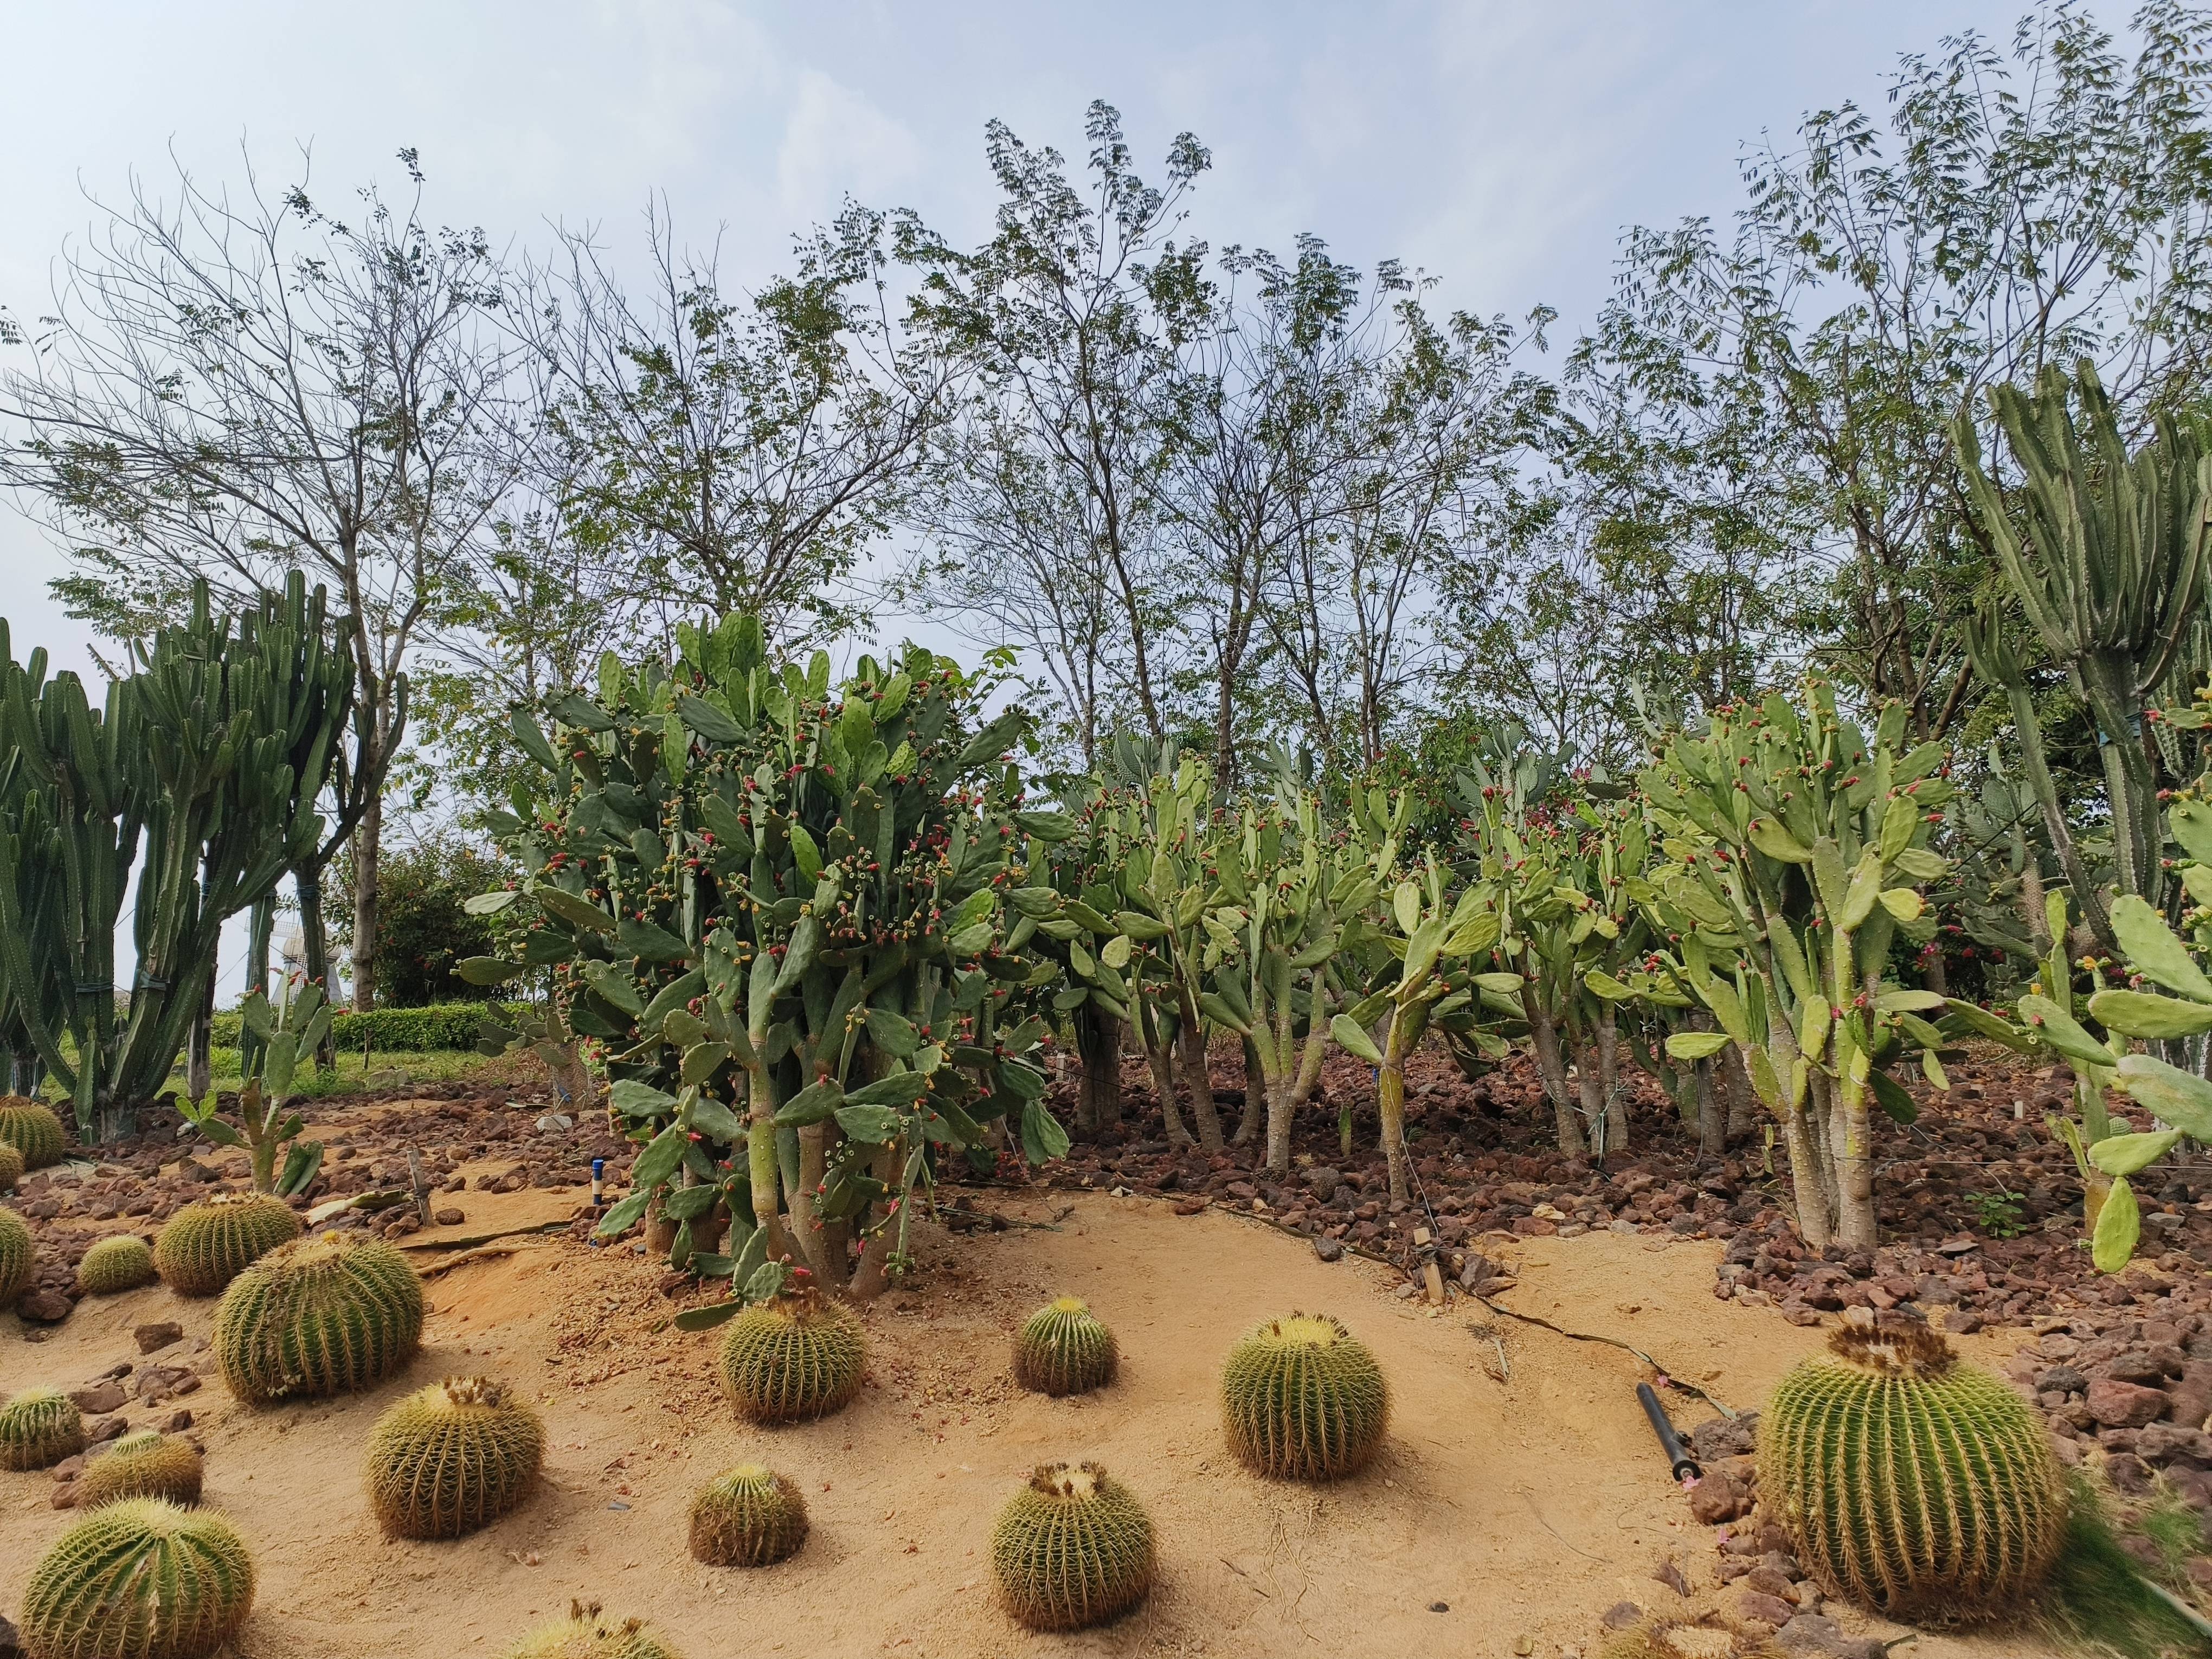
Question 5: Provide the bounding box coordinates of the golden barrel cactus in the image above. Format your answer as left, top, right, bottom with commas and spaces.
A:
1012, 1296, 1118, 1397
76, 1431, 205, 1508
689, 1464, 809, 1567
78, 1235, 156, 1295
214, 1231, 424, 1404
1, 1386, 87, 1471
0, 1204, 34, 1303
20, 1498, 254, 1659
716, 1291, 865, 1423
364, 1376, 545, 1539
991, 1462, 1155, 1631
0, 1096, 67, 1168
154, 1194, 302, 1296
1220, 1313, 1388, 1480
0, 1137, 24, 1191
503, 1602, 681, 1658
1759, 1322, 2066, 1622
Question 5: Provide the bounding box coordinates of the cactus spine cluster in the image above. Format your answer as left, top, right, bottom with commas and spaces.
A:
504, 1602, 681, 1658
991, 1462, 1156, 1631
76, 1431, 205, 1508
214, 1232, 425, 1404
154, 1193, 303, 1296
364, 1376, 545, 1539
0, 1137, 24, 1191
0, 1096, 66, 1167
20, 1498, 254, 1659
689, 1464, 809, 1567
1, 1386, 87, 1470
1220, 1313, 1388, 1480
1012, 1296, 1117, 1397
716, 1291, 865, 1423
78, 1234, 156, 1295
1759, 1323, 2066, 1622
0, 1204, 34, 1302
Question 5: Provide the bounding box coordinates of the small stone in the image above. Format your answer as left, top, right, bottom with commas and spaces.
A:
1172, 1199, 1206, 1217
157, 1410, 193, 1433
1724, 1587, 1796, 1629
2107, 1350, 2170, 1386
16, 1288, 71, 1323
1426, 1601, 1448, 1613
133, 1322, 184, 1354
86, 1417, 127, 1444
2036, 1365, 2089, 1396
434, 1207, 465, 1226
1600, 1602, 1644, 1630
2137, 1423, 2212, 1467
2088, 1377, 2170, 1429
67, 1381, 127, 1416
1652, 1559, 1692, 1598
1943, 1309, 1984, 1334
1306, 1167, 1343, 1201
1746, 1566, 1796, 1599
50, 1455, 85, 1482
0, 1612, 18, 1657
1311, 1236, 1344, 1264
1687, 1469, 1753, 1524
49, 1483, 79, 1510
1773, 1612, 1885, 1658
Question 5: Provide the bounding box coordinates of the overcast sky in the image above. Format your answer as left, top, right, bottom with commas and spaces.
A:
0, 0, 2066, 993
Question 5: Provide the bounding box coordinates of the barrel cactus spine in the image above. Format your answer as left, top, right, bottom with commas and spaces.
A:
689, 1464, 809, 1566
1220, 1312, 1388, 1480
1013, 1296, 1117, 1397
78, 1233, 157, 1295
365, 1376, 546, 1539
0, 1096, 66, 1168
76, 1431, 205, 1508
991, 1462, 1156, 1631
1, 1386, 87, 1471
0, 1204, 33, 1303
504, 1602, 682, 1658
155, 1193, 303, 1296
215, 1232, 425, 1404
1760, 1322, 2066, 1622
20, 1498, 254, 1659
716, 1289, 866, 1423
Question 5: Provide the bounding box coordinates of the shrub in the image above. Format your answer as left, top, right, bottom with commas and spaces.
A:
0, 1138, 23, 1191
370, 834, 514, 1007
0, 1205, 34, 1302
0, 1095, 67, 1167
503, 1602, 680, 1658
207, 1000, 527, 1053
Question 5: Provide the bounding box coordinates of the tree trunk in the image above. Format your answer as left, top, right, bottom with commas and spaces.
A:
1780, 1088, 1833, 1251
1695, 1058, 1724, 1160
848, 1141, 904, 1300
1522, 990, 1587, 1157
1174, 1017, 1225, 1152
1596, 1004, 1624, 1153
745, 1064, 796, 1265
1720, 1045, 1757, 1139
187, 966, 215, 1106
1074, 1005, 1121, 1135
1137, 1005, 1190, 1147
297, 865, 338, 1071
1234, 1032, 1263, 1146
792, 1122, 834, 1279
1378, 1013, 1412, 1204
351, 788, 382, 1012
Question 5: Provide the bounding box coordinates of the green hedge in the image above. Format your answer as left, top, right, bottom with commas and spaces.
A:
208, 1001, 526, 1053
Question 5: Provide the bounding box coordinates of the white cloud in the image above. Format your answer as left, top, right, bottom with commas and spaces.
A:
775, 69, 921, 220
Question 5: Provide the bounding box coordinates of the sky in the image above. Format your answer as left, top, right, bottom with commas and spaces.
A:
0, 0, 2074, 994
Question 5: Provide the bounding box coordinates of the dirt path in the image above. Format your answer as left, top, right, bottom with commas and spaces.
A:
3, 1190, 2062, 1657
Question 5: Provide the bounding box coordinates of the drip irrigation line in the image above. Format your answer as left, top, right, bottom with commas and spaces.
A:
1469, 1291, 1740, 1419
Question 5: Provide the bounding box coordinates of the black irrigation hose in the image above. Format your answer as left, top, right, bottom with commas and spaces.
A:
1637, 1381, 1701, 1482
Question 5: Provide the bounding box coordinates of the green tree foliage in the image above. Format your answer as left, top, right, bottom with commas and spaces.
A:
372, 836, 511, 1007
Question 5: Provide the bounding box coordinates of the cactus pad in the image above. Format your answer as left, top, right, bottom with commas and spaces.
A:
1220, 1313, 1388, 1480
155, 1194, 303, 1296
504, 1602, 682, 1659
716, 1292, 865, 1423
1012, 1296, 1117, 1397
0, 1204, 34, 1303
21, 1498, 254, 1659
689, 1464, 809, 1566
0, 1096, 66, 1168
78, 1234, 156, 1295
991, 1462, 1156, 1630
365, 1375, 546, 1539
0, 1137, 23, 1191
214, 1232, 425, 1404
76, 1432, 205, 1508
1, 1386, 87, 1470
1759, 1322, 2066, 1622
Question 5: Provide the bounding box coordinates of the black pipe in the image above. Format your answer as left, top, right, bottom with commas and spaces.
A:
1637, 1382, 1701, 1482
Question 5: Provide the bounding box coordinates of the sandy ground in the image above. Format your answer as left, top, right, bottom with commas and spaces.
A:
3, 1182, 2066, 1659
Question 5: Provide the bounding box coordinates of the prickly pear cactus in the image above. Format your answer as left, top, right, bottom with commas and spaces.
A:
76, 1431, 204, 1508
0, 1386, 86, 1471
1220, 1313, 1388, 1480
154, 1193, 303, 1296
1759, 1322, 2066, 1622
1012, 1297, 1118, 1397
504, 1602, 682, 1659
991, 1462, 1155, 1631
214, 1232, 425, 1404
20, 1498, 254, 1659
717, 1291, 865, 1423
78, 1234, 156, 1295
0, 1204, 34, 1303
365, 1376, 546, 1539
0, 1096, 66, 1168
0, 1137, 23, 1191
689, 1464, 809, 1567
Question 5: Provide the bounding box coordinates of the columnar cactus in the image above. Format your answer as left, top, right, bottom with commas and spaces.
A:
0, 1137, 25, 1191
716, 1291, 865, 1423
0, 1096, 66, 1167
20, 1499, 254, 1659
364, 1377, 545, 1539
214, 1232, 425, 1404
1220, 1313, 1388, 1480
991, 1462, 1156, 1631
688, 1464, 809, 1566
0, 1203, 34, 1302
1012, 1297, 1118, 1397
504, 1603, 681, 1659
154, 1193, 303, 1296
0, 1386, 86, 1470
1759, 1323, 2066, 1622
76, 1431, 204, 1508
78, 1234, 155, 1295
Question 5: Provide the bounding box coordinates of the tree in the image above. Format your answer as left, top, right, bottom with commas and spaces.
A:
1585, 1, 2212, 742
0, 146, 515, 1010
371, 833, 510, 1007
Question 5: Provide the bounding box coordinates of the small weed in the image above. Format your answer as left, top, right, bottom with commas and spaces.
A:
1966, 1188, 2026, 1239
